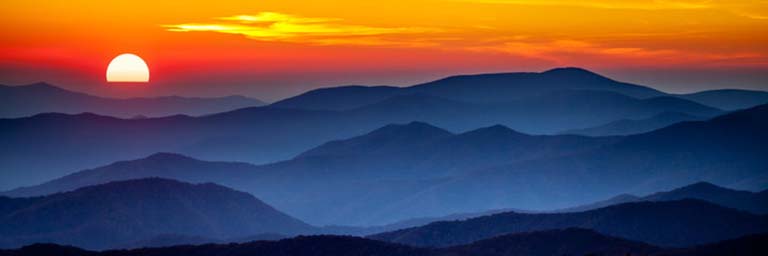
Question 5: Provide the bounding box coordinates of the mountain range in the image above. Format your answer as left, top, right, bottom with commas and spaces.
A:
3, 230, 765, 256
4, 103, 767, 226
0, 178, 314, 250
4, 68, 758, 190
2, 67, 766, 255
561, 111, 703, 136
370, 199, 768, 248
0, 83, 265, 118
562, 181, 768, 214
676, 89, 768, 110
272, 67, 764, 111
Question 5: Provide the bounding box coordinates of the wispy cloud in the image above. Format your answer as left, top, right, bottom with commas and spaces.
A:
163, 11, 767, 67
164, 12, 440, 46
454, 0, 713, 10
468, 38, 767, 67
455, 0, 768, 20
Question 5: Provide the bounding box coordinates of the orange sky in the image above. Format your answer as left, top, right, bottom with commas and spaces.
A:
1, 0, 767, 100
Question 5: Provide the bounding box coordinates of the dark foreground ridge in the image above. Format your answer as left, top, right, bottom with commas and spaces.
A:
1, 230, 766, 256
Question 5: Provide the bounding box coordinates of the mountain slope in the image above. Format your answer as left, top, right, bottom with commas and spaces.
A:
271, 85, 401, 111
370, 200, 768, 248
297, 121, 454, 158
657, 233, 768, 256
2, 153, 258, 198
678, 89, 768, 110
0, 83, 265, 118
3, 231, 764, 256
0, 69, 724, 190
4, 104, 764, 226
562, 182, 768, 214
273, 68, 666, 111
643, 182, 768, 214
449, 228, 659, 256
561, 111, 702, 136
1, 122, 616, 226
385, 104, 768, 216
0, 178, 314, 250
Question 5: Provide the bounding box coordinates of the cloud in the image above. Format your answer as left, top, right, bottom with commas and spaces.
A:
163, 11, 767, 68
164, 12, 441, 46
454, 0, 713, 10
468, 38, 767, 67
455, 0, 768, 19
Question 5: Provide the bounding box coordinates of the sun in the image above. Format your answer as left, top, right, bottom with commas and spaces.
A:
106, 53, 150, 82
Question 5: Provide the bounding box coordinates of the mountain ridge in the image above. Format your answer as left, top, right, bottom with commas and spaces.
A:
370, 199, 768, 248
0, 82, 265, 118
0, 178, 315, 250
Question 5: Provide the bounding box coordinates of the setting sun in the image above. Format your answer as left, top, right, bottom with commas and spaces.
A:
106, 53, 149, 83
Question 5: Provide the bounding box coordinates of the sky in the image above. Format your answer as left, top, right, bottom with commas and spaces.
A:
1, 0, 767, 101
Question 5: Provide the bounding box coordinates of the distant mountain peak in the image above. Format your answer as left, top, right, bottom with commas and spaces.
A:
661, 181, 740, 195
463, 124, 527, 138
0, 177, 314, 249
0, 82, 74, 94
25, 81, 56, 88
609, 193, 641, 201
545, 67, 595, 73
684, 181, 721, 189
369, 121, 453, 137
143, 152, 197, 162
543, 67, 607, 78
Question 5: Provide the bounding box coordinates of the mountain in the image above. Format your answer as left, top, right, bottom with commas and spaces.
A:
120, 233, 288, 249
3, 231, 764, 256
0, 83, 265, 118
4, 104, 766, 226
2, 122, 617, 226
297, 121, 454, 158
561, 111, 702, 136
448, 228, 659, 256
2, 153, 258, 198
643, 182, 768, 214
657, 233, 768, 256
0, 236, 436, 256
0, 69, 725, 190
274, 67, 767, 117
678, 89, 768, 110
0, 107, 352, 189
299, 122, 616, 179
380, 103, 768, 216
0, 178, 314, 250
340, 90, 720, 134
270, 85, 401, 111
272, 67, 666, 110
558, 194, 642, 213
561, 182, 768, 214
370, 199, 768, 248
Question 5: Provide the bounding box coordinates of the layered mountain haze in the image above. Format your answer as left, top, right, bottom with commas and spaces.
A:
677, 89, 768, 111
0, 83, 265, 118
561, 111, 703, 136
448, 228, 660, 256
370, 199, 768, 248
384, 104, 768, 218
4, 104, 767, 226
3, 0, 767, 251
0, 178, 315, 250
2, 153, 258, 198
275, 68, 767, 112
1, 122, 617, 225
561, 182, 768, 214
273, 68, 667, 110
0, 68, 747, 190
5, 232, 766, 256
